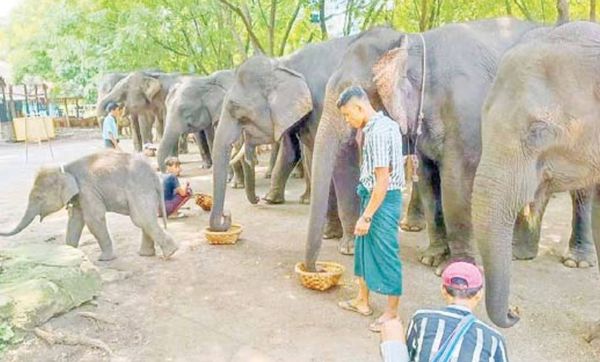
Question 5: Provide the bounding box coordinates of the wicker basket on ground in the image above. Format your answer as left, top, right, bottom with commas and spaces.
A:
203, 224, 242, 245
294, 261, 345, 291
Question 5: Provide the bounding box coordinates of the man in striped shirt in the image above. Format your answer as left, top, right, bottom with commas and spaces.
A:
335, 86, 405, 332
403, 262, 508, 362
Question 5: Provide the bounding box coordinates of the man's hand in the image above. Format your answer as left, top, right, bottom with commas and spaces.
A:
354, 216, 371, 236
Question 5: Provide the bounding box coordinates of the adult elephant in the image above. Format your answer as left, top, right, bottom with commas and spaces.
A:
472, 22, 600, 335
304, 19, 545, 271
209, 35, 359, 242
157, 70, 234, 171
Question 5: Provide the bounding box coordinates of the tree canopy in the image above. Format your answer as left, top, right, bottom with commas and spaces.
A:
0, 0, 596, 101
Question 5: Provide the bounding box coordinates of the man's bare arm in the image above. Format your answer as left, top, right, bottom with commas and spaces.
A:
362, 167, 390, 219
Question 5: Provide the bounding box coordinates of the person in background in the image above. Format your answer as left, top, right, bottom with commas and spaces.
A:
102, 102, 121, 150
162, 157, 192, 218
335, 86, 405, 332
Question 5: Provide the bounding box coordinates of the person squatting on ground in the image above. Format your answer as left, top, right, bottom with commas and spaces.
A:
102, 101, 121, 150
162, 157, 193, 218
336, 86, 405, 333
380, 262, 509, 362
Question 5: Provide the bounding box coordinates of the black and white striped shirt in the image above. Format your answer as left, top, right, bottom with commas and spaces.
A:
360, 112, 404, 192
406, 305, 508, 362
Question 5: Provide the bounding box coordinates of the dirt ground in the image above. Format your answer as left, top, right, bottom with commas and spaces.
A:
1, 130, 599, 362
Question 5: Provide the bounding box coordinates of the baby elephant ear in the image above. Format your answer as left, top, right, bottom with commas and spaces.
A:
372, 35, 409, 135
60, 172, 79, 205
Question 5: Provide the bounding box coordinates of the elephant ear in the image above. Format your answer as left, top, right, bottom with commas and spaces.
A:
372, 35, 409, 135
60, 171, 79, 205
143, 76, 162, 101
268, 66, 313, 142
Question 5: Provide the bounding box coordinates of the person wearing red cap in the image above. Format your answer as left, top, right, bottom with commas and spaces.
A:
380, 262, 508, 362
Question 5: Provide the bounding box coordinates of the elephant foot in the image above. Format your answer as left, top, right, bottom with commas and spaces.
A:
138, 246, 156, 257
323, 219, 343, 240
400, 215, 425, 232
200, 161, 212, 169
299, 191, 310, 205
264, 171, 272, 179
418, 244, 449, 268
562, 248, 595, 269
338, 235, 354, 255
264, 190, 285, 204
98, 251, 117, 261
231, 181, 245, 189
160, 237, 179, 259
512, 242, 539, 260
433, 254, 477, 276
585, 322, 600, 343
292, 168, 304, 179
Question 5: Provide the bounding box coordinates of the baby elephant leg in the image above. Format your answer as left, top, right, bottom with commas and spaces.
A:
84, 213, 116, 261
66, 204, 85, 248
143, 223, 178, 258
139, 232, 156, 257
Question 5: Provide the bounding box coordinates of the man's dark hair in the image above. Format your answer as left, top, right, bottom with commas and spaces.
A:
336, 86, 368, 108
443, 277, 482, 299
106, 102, 119, 112
164, 156, 181, 168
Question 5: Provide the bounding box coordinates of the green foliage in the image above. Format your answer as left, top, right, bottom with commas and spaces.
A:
0, 0, 597, 102
0, 322, 14, 353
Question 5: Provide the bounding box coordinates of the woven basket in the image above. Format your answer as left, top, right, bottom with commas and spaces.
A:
204, 224, 242, 245
294, 261, 345, 291
194, 193, 213, 211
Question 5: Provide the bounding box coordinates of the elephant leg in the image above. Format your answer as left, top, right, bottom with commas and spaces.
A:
417, 155, 448, 267
265, 142, 279, 179
512, 190, 550, 260
139, 232, 156, 257
178, 134, 189, 155
323, 182, 343, 240
131, 114, 142, 152
155, 115, 164, 142
231, 160, 245, 189
563, 188, 595, 268
66, 204, 85, 248
299, 144, 312, 205
139, 114, 154, 145
197, 131, 212, 169
83, 212, 116, 261
588, 185, 600, 342
292, 160, 304, 179
332, 141, 361, 256
400, 182, 426, 232
264, 133, 301, 204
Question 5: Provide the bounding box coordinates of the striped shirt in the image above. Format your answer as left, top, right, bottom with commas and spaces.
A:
406, 305, 508, 362
360, 112, 404, 192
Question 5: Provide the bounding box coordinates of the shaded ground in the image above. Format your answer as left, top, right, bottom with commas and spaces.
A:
0, 131, 599, 361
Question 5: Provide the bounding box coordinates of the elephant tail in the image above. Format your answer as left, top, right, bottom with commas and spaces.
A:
157, 177, 168, 230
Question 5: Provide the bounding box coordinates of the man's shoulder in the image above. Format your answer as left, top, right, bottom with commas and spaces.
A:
473, 319, 506, 341
372, 114, 400, 133
410, 307, 465, 322
162, 173, 177, 183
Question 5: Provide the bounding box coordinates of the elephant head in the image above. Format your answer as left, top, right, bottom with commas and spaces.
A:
0, 167, 78, 236
210, 56, 313, 231
305, 28, 411, 270
97, 71, 163, 118
157, 71, 234, 171
471, 22, 600, 328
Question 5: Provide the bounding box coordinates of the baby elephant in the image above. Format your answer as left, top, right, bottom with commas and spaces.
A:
0, 151, 178, 260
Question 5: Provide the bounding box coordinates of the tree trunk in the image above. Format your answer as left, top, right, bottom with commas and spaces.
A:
591, 0, 597, 21
319, 0, 328, 40
557, 0, 570, 25
419, 0, 430, 32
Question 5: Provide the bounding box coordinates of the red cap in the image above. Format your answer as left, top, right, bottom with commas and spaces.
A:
442, 262, 483, 290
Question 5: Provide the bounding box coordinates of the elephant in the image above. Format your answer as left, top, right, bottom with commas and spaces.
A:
303, 19, 549, 271
156, 70, 256, 201
471, 21, 600, 335
97, 71, 204, 160
209, 35, 359, 238
0, 151, 179, 261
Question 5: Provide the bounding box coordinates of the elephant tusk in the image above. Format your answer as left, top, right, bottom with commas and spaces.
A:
229, 144, 246, 166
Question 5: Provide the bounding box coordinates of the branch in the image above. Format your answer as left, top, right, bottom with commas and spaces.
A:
269, 0, 277, 56
147, 33, 190, 57
319, 0, 328, 40
556, 0, 570, 24
217, 0, 266, 54
513, 0, 533, 20
279, 0, 303, 55
180, 28, 210, 74
592, 0, 597, 21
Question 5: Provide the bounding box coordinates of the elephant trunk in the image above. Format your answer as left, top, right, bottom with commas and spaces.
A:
242, 144, 259, 204
157, 117, 181, 172
305, 93, 344, 271
472, 150, 533, 328
0, 201, 39, 237
209, 115, 241, 231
